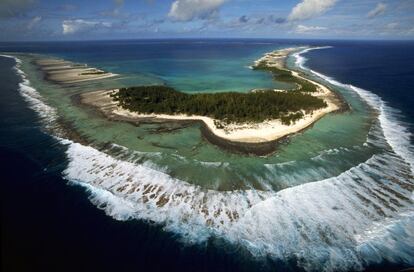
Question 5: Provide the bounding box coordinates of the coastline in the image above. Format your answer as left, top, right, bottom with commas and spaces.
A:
35, 58, 117, 84
79, 47, 345, 148
81, 87, 340, 143
76, 90, 287, 156
23, 46, 347, 155
2, 41, 413, 272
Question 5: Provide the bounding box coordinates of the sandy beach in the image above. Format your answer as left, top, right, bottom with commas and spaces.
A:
81, 89, 339, 143
253, 47, 307, 70
36, 58, 117, 84
79, 47, 343, 144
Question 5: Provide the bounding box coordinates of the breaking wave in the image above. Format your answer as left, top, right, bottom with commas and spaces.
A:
292, 47, 414, 172
1, 54, 58, 131
5, 51, 414, 271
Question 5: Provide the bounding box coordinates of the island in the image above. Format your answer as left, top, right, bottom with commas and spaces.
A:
27, 47, 344, 155
77, 47, 345, 155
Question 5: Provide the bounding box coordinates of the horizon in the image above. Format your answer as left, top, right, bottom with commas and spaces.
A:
1, 0, 413, 42
2, 37, 414, 43
1, 4, 414, 272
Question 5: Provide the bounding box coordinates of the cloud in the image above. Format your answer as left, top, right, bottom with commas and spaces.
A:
266, 15, 286, 24
288, 0, 337, 21
62, 19, 112, 35
385, 22, 398, 30
168, 0, 227, 21
0, 0, 34, 18
239, 15, 249, 23
254, 15, 286, 25
367, 2, 387, 18
295, 24, 327, 34
27, 15, 41, 29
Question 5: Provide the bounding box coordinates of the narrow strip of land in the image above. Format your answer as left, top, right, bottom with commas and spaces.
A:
36, 58, 117, 84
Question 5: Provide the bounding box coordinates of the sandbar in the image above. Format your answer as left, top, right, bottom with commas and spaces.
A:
35, 58, 117, 84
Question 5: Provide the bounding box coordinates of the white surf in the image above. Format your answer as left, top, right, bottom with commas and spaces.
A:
3, 51, 413, 272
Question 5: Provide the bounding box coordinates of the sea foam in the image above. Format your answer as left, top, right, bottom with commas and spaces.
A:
292, 47, 414, 172
4, 52, 414, 272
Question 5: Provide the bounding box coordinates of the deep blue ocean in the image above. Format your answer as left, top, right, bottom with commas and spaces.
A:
1, 39, 413, 272
306, 40, 414, 131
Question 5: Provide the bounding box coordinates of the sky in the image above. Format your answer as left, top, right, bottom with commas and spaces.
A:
0, 0, 413, 41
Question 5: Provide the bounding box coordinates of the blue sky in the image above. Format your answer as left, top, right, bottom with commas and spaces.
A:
0, 0, 413, 41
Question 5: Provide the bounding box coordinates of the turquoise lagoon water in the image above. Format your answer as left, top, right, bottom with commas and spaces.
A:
2, 40, 413, 271
16, 46, 373, 191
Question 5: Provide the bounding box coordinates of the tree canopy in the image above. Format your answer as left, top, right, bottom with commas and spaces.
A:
111, 85, 327, 125
253, 61, 318, 93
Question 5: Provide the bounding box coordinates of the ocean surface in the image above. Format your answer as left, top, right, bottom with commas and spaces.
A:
1, 39, 413, 272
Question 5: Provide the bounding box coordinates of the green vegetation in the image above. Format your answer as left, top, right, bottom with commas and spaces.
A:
111, 86, 327, 125
253, 61, 318, 92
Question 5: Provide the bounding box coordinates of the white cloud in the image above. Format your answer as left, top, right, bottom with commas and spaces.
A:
288, 0, 337, 21
168, 0, 227, 21
367, 2, 387, 18
295, 24, 327, 34
62, 19, 112, 35
27, 16, 42, 30
385, 22, 398, 30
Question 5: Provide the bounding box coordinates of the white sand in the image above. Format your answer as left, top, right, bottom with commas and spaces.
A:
81, 47, 342, 144
82, 88, 338, 144
36, 58, 117, 84
254, 47, 307, 69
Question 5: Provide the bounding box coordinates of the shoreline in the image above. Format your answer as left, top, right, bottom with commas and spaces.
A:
86, 88, 337, 143
75, 91, 288, 156
26, 47, 347, 155
34, 57, 117, 84
79, 47, 345, 148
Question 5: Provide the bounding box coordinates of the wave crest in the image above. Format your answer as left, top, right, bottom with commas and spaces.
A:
5, 51, 414, 271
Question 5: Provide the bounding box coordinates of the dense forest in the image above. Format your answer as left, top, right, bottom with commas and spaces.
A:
253, 61, 318, 93
111, 85, 327, 125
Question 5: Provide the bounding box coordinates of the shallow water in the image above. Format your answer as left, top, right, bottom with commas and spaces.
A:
13, 50, 376, 191
1, 39, 413, 271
